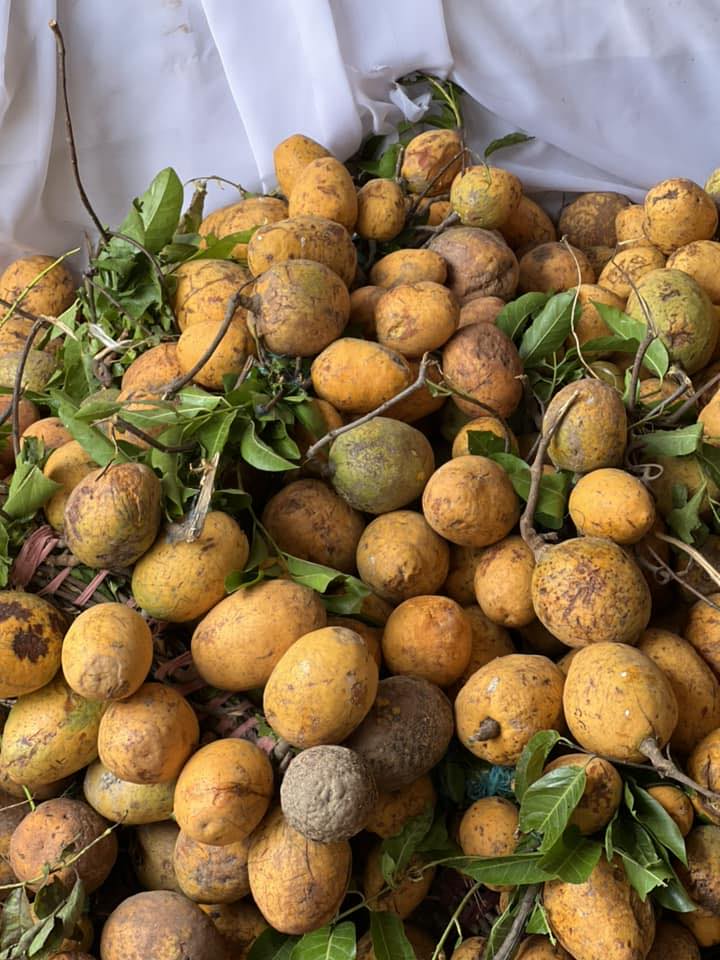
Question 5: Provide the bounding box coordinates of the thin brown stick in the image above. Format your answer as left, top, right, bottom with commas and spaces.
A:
167, 452, 220, 544
114, 419, 194, 454
640, 545, 720, 612
0, 298, 40, 323
520, 391, 581, 556
405, 148, 466, 222
49, 20, 108, 242
491, 884, 541, 960
663, 369, 720, 424
655, 531, 720, 592
560, 236, 595, 379
161, 283, 252, 399
420, 211, 461, 246
304, 353, 432, 461
639, 736, 720, 803
627, 329, 654, 415
11, 319, 48, 456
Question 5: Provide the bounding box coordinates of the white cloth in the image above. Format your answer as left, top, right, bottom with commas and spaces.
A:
0, 0, 718, 266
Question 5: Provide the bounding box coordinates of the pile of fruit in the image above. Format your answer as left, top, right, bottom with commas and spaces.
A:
4, 73, 720, 960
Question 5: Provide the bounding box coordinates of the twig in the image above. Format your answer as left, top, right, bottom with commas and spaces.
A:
0, 298, 40, 324
166, 452, 220, 544
0, 823, 118, 892
114, 419, 194, 454
304, 353, 432, 461
627, 330, 654, 415
49, 20, 108, 242
405, 148, 466, 222
11, 319, 48, 456
431, 879, 485, 960
662, 370, 720, 425
655, 531, 720, 592
161, 283, 252, 399
560, 236, 595, 379
420, 211, 461, 246
491, 884, 540, 960
639, 736, 720, 803
520, 391, 581, 556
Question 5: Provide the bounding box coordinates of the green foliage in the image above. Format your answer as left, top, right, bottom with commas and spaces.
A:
518, 766, 587, 852
639, 424, 703, 457
291, 923, 356, 960
0, 878, 87, 960
369, 912, 414, 960
467, 431, 572, 529
484, 132, 535, 159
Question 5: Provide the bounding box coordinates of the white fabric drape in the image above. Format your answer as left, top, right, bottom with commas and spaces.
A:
0, 0, 717, 266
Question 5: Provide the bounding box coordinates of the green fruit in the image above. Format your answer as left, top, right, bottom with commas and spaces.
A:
626, 268, 716, 374
0, 350, 56, 391
329, 417, 434, 514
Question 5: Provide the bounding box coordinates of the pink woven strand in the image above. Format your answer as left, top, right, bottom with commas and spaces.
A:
74, 570, 110, 606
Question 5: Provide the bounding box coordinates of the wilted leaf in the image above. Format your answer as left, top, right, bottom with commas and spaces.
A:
667, 482, 707, 544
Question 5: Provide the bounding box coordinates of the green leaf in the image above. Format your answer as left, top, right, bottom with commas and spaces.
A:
466, 430, 507, 456
72, 398, 121, 422
484, 889, 521, 958
54, 392, 122, 467
444, 853, 553, 885
0, 520, 10, 588
496, 291, 553, 341
247, 928, 297, 960
484, 132, 535, 159
321, 576, 371, 615
593, 302, 670, 378
3, 452, 61, 521
611, 816, 674, 900
359, 143, 402, 179
0, 888, 32, 951
27, 916, 63, 957
416, 812, 460, 859
290, 924, 356, 960
32, 880, 67, 920
640, 425, 704, 458
605, 808, 618, 861
519, 766, 587, 852
625, 783, 687, 864
369, 912, 414, 960
56, 877, 87, 937
666, 482, 707, 543
294, 399, 329, 438
137, 167, 184, 252
652, 871, 698, 913
197, 410, 237, 459
514, 731, 563, 801
699, 443, 720, 488
380, 805, 434, 884
189, 229, 258, 261
538, 827, 602, 883
490, 453, 571, 530
519, 291, 575, 367
241, 420, 297, 471
526, 900, 555, 942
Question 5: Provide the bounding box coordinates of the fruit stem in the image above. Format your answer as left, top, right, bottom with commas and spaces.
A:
639, 736, 720, 803
520, 390, 581, 557
468, 717, 500, 743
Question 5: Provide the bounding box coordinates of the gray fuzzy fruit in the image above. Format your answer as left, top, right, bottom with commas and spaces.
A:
328, 417, 435, 514
280, 745, 378, 842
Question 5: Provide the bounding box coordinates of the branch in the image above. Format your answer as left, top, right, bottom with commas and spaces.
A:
405, 148, 466, 222
560, 236, 595, 379
166, 452, 220, 544
491, 884, 541, 960
662, 369, 720, 425
627, 329, 654, 416
304, 352, 432, 461
638, 545, 720, 612
107, 231, 168, 295
639, 736, 720, 803
11, 319, 48, 456
114, 419, 194, 454
520, 390, 581, 556
49, 20, 108, 242
161, 282, 253, 399
655, 531, 720, 592
0, 298, 40, 324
